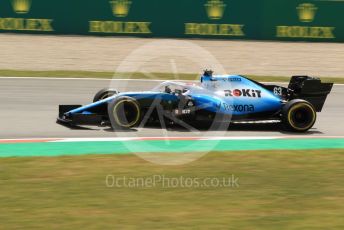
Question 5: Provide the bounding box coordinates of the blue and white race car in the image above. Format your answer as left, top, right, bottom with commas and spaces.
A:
57, 70, 333, 132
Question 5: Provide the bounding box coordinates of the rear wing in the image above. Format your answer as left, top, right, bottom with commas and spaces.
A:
288, 76, 333, 112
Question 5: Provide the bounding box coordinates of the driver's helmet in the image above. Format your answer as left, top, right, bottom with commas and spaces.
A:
200, 69, 214, 82
164, 86, 172, 94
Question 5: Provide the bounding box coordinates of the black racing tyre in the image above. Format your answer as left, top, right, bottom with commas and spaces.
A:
282, 99, 316, 132
93, 88, 118, 102
108, 96, 141, 129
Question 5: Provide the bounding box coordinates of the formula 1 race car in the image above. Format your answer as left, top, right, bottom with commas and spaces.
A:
57, 70, 333, 132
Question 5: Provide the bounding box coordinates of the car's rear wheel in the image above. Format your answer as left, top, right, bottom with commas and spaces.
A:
108, 96, 141, 129
282, 99, 316, 132
93, 88, 118, 102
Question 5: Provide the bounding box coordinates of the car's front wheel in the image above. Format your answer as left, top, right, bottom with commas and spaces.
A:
108, 96, 141, 129
282, 99, 316, 132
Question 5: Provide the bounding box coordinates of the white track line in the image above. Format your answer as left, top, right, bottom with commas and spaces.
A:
52, 137, 140, 142
1, 136, 344, 143
200, 136, 281, 140
0, 136, 279, 143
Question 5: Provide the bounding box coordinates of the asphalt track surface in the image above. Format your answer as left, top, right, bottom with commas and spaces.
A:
0, 77, 343, 139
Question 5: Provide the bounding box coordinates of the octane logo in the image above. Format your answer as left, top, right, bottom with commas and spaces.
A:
110, 40, 230, 165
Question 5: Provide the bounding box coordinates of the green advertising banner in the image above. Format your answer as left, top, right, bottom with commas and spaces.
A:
261, 0, 344, 41
0, 0, 343, 42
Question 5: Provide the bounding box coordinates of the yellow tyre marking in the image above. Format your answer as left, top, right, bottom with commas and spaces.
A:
288, 103, 316, 131
113, 99, 140, 128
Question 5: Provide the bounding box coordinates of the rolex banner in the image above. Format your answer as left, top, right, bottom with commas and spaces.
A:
261, 0, 343, 41
0, 0, 343, 42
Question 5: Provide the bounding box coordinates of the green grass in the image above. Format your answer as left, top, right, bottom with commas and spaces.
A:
1, 149, 344, 229
0, 69, 342, 83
